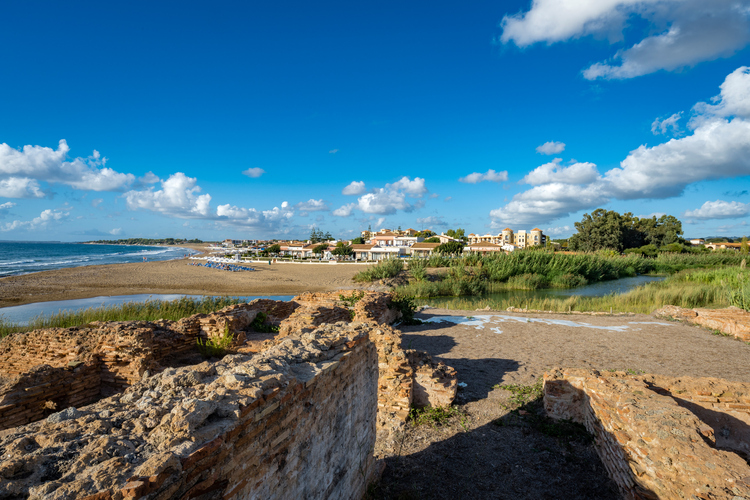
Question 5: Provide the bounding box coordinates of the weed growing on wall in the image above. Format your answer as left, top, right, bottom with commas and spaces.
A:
196, 325, 234, 358
250, 311, 280, 333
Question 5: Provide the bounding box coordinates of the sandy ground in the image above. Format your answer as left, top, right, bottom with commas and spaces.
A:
0, 255, 365, 308
372, 308, 750, 499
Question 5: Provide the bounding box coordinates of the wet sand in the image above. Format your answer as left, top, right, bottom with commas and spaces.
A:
0, 255, 365, 308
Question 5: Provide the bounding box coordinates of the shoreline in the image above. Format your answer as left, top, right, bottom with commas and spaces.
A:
0, 250, 365, 308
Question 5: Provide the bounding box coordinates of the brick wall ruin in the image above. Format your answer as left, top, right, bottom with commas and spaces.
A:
0, 323, 380, 499
0, 290, 456, 498
544, 368, 750, 500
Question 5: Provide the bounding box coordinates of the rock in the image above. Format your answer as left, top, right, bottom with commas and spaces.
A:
46, 407, 83, 424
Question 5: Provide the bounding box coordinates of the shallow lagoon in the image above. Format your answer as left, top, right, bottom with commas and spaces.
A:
424, 275, 665, 308
0, 294, 294, 325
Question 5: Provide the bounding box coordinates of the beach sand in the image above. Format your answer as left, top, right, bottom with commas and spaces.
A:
0, 252, 365, 307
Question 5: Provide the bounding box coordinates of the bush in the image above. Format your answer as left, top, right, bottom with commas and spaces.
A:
353, 258, 404, 282
408, 258, 428, 282
389, 293, 422, 325
196, 325, 234, 358
550, 273, 588, 289
250, 311, 279, 333
507, 273, 549, 290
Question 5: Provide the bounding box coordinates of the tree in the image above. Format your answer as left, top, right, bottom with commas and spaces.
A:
351, 237, 365, 245
742, 236, 749, 254
313, 243, 328, 255
568, 209, 624, 252
424, 237, 440, 243
332, 242, 353, 256
445, 228, 466, 241
568, 209, 684, 252
416, 230, 435, 238
435, 241, 465, 255
267, 243, 281, 254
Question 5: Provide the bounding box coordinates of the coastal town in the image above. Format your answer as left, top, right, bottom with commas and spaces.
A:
212, 226, 549, 261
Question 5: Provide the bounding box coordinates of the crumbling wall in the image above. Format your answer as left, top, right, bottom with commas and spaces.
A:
656, 305, 750, 341
0, 323, 380, 500
0, 321, 202, 431
0, 291, 457, 442
544, 368, 750, 500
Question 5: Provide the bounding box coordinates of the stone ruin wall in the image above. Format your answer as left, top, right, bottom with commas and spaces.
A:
656, 305, 750, 342
544, 368, 750, 500
0, 290, 457, 498
0, 323, 380, 500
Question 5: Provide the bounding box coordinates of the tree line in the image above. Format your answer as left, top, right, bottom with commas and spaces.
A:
87, 238, 203, 245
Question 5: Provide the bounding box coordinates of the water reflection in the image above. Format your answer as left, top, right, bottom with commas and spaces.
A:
425, 275, 664, 308
0, 294, 294, 325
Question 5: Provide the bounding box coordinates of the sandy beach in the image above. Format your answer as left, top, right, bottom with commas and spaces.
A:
0, 251, 365, 308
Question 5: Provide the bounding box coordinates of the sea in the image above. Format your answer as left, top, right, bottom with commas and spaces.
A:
0, 241, 195, 278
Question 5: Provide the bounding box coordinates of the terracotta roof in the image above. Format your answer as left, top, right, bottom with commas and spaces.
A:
351, 244, 375, 250
468, 243, 501, 248
531, 228, 542, 232
503, 228, 512, 232
411, 242, 441, 249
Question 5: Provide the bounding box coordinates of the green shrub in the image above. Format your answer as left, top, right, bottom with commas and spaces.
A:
550, 273, 588, 288
250, 311, 280, 333
407, 258, 428, 282
507, 273, 549, 290
353, 258, 404, 282
389, 293, 421, 325
196, 325, 234, 358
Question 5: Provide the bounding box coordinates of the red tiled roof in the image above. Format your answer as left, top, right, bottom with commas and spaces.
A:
411, 242, 441, 249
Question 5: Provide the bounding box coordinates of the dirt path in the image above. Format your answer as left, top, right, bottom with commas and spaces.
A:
372, 308, 750, 499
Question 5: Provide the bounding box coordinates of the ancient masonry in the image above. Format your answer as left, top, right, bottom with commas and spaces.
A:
545, 368, 750, 500
655, 305, 750, 342
0, 291, 456, 499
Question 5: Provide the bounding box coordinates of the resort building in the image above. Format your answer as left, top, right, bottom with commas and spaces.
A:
704, 242, 743, 251
410, 242, 440, 257
467, 228, 545, 249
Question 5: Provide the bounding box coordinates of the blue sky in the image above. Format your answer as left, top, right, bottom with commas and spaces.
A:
2, 0, 750, 241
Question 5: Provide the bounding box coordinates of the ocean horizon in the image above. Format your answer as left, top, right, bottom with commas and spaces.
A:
0, 241, 196, 278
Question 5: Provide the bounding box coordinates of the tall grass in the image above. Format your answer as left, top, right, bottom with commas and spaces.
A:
397, 251, 750, 299
418, 267, 750, 314
0, 296, 248, 338
353, 258, 404, 282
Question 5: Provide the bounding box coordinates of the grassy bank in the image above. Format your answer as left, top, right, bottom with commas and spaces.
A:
418, 267, 750, 314
0, 296, 248, 338
395, 252, 749, 299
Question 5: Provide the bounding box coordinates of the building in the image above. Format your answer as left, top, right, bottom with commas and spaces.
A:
410, 242, 440, 257
467, 227, 545, 249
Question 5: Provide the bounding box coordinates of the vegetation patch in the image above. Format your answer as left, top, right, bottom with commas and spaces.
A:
0, 296, 249, 338
409, 405, 468, 430
196, 325, 234, 358
354, 258, 404, 282
250, 311, 280, 333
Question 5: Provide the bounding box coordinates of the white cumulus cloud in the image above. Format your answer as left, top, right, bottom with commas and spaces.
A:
342, 181, 366, 195
332, 203, 356, 217
490, 66, 750, 225
0, 140, 134, 195
651, 112, 683, 135
242, 167, 265, 178
124, 172, 212, 218
336, 177, 429, 216
459, 169, 509, 184
684, 200, 750, 219
522, 159, 600, 186
295, 199, 329, 214
1, 208, 70, 232
536, 141, 566, 155
500, 0, 750, 80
